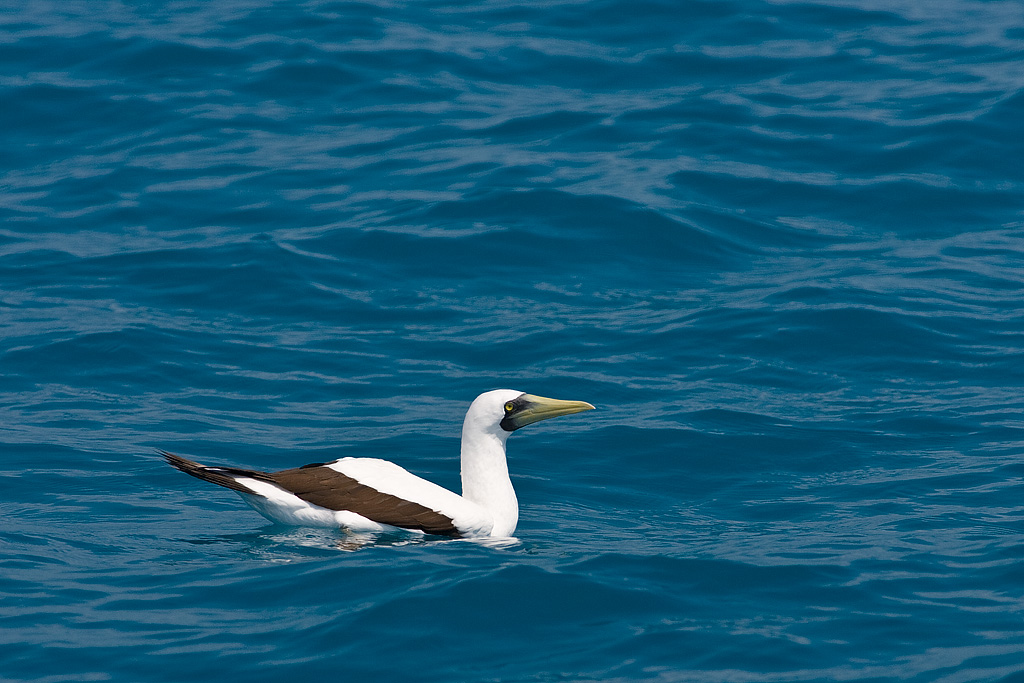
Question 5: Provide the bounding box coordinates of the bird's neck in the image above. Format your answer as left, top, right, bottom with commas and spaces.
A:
460, 428, 518, 537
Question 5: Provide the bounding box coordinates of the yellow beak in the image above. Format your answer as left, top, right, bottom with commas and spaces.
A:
504, 394, 595, 430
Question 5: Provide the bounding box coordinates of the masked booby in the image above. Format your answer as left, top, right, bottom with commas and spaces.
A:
162, 390, 594, 538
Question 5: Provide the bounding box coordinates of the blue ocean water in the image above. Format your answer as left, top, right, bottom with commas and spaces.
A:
3, 0, 1024, 680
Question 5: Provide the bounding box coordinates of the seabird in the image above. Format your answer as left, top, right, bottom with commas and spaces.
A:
162, 390, 594, 538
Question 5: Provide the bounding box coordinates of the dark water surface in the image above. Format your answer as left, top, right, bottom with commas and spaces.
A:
4, 0, 1024, 681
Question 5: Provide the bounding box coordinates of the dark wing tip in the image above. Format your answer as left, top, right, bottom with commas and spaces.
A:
159, 449, 206, 474
160, 449, 189, 466
159, 450, 267, 494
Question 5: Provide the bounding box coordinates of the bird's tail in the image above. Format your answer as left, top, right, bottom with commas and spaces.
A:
160, 450, 274, 494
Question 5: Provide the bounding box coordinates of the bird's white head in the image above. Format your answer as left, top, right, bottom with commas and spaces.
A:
463, 389, 595, 441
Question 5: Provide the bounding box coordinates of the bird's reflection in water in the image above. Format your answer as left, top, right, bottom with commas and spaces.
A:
181, 525, 521, 557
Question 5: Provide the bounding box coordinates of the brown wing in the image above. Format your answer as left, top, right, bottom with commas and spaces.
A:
270, 465, 462, 537
163, 451, 461, 537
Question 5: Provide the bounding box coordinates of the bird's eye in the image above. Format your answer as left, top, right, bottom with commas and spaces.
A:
504, 401, 516, 413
